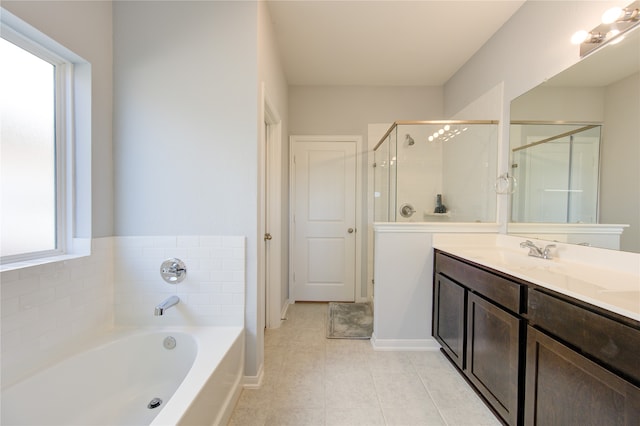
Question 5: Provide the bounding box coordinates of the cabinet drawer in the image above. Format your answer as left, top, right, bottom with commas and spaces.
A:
528, 288, 640, 385
435, 251, 524, 313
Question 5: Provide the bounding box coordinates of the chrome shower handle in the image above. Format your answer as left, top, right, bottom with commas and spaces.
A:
400, 203, 416, 218
160, 258, 187, 284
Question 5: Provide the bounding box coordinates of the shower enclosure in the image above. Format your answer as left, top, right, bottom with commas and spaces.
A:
510, 123, 601, 223
374, 121, 499, 222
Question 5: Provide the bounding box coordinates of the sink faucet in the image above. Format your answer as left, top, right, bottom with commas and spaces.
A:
520, 240, 556, 260
155, 295, 180, 316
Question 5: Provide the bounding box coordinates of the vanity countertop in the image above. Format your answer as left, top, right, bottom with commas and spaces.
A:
433, 234, 640, 322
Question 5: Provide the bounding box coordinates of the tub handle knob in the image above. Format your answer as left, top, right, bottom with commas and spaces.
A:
160, 258, 187, 284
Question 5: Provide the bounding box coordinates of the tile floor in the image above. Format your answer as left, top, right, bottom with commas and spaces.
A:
228, 302, 502, 426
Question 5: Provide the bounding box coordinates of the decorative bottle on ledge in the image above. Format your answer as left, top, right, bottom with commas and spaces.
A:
434, 194, 447, 214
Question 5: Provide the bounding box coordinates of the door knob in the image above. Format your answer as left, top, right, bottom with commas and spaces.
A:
348, 228, 354, 234
264, 233, 272, 241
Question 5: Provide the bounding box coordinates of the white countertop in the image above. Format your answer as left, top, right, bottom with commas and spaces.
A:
433, 234, 640, 322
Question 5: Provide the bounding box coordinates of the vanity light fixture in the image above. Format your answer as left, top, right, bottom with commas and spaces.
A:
602, 5, 639, 24
572, 0, 640, 57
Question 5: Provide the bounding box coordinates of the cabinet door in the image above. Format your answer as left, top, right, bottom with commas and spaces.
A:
467, 293, 522, 426
433, 274, 466, 369
525, 326, 640, 426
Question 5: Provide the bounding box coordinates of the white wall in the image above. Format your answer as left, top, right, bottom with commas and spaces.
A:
3, 0, 114, 237
372, 229, 435, 348
445, 1, 607, 117
290, 86, 443, 298
601, 72, 640, 252
112, 1, 261, 377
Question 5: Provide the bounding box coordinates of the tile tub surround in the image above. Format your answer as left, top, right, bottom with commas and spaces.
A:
432, 234, 640, 321
113, 236, 245, 327
229, 303, 500, 426
1, 235, 245, 387
1, 238, 114, 386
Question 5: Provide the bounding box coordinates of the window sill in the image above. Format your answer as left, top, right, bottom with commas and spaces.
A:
0, 238, 91, 273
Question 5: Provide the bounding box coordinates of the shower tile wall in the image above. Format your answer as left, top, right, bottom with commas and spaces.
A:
0, 238, 114, 385
113, 235, 245, 327
396, 126, 443, 222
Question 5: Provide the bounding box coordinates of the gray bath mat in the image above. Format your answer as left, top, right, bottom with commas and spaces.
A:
326, 302, 373, 339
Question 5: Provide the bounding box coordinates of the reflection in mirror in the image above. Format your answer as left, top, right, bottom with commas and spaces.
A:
511, 123, 601, 224
510, 27, 639, 253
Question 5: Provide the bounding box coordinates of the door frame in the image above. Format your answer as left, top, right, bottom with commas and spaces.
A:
260, 84, 283, 330
288, 135, 363, 303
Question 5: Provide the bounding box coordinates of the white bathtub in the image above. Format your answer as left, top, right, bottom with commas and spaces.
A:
1, 327, 244, 426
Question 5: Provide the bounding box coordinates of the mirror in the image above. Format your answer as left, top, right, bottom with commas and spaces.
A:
509, 27, 639, 253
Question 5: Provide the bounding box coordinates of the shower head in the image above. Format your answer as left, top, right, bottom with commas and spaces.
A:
405, 134, 415, 146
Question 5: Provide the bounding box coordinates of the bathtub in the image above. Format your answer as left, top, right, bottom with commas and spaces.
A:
1, 327, 244, 426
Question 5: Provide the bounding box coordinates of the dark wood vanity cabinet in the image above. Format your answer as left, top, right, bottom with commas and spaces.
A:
525, 326, 640, 426
526, 288, 640, 426
433, 251, 524, 426
433, 249, 640, 426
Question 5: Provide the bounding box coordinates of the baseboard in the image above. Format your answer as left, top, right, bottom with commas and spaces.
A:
243, 363, 264, 389
370, 334, 441, 351
281, 298, 291, 320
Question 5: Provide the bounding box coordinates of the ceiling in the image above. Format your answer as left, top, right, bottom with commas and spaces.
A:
266, 0, 526, 86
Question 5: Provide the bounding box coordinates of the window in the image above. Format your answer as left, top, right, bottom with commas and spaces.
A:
1, 37, 61, 259
1, 9, 91, 268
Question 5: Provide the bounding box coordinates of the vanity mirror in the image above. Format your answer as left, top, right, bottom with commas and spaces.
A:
509, 27, 639, 253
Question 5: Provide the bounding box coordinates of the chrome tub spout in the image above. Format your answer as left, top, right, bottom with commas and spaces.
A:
155, 295, 180, 316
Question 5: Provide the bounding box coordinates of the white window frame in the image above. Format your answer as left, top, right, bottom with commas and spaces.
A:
1, 9, 91, 270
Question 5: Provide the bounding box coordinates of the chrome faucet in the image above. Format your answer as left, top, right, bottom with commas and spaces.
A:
154, 295, 180, 316
520, 240, 556, 259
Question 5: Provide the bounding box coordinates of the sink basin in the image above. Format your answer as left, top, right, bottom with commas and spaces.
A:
451, 247, 637, 293
456, 248, 560, 270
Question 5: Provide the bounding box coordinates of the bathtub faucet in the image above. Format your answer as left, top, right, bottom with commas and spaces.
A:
154, 295, 180, 316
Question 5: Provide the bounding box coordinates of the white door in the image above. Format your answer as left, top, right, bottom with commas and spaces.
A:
291, 136, 358, 301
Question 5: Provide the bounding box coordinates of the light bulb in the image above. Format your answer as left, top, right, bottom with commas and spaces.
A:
444, 125, 450, 131
602, 7, 623, 24
571, 30, 589, 45
433, 132, 439, 138
428, 136, 434, 142
438, 129, 444, 135
607, 29, 624, 44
